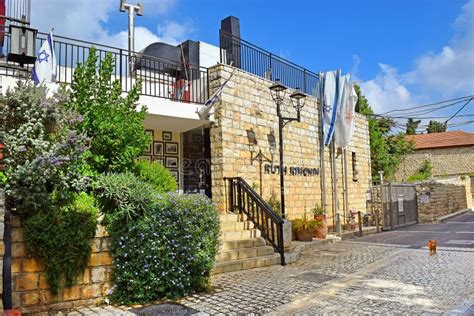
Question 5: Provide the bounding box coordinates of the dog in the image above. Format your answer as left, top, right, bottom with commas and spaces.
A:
427, 240, 437, 256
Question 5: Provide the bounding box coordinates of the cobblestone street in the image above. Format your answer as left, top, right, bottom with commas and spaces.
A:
174, 241, 474, 315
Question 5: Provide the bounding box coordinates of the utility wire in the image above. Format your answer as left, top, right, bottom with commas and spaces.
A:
444, 99, 473, 124
380, 95, 473, 115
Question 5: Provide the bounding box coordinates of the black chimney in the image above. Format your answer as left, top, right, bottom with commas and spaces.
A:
220, 16, 241, 68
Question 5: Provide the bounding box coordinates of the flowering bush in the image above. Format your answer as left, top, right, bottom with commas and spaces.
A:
94, 173, 220, 304
134, 160, 177, 193
0, 81, 88, 213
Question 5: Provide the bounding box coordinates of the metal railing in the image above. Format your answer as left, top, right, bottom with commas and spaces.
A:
0, 32, 209, 104
225, 177, 285, 265
220, 31, 320, 97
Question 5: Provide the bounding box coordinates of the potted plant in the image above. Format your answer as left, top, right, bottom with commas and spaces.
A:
312, 204, 328, 239
292, 212, 322, 241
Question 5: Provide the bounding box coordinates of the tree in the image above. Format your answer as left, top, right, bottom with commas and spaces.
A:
426, 120, 447, 133
64, 47, 150, 175
406, 118, 421, 135
354, 85, 414, 181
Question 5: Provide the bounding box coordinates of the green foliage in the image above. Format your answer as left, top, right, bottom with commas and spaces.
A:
64, 47, 150, 175
426, 120, 447, 133
94, 172, 158, 230
354, 85, 414, 181
311, 203, 326, 216
267, 189, 281, 216
0, 171, 6, 187
292, 212, 322, 231
406, 118, 421, 135
134, 160, 177, 193
23, 192, 98, 294
407, 160, 432, 182
95, 173, 220, 303
0, 81, 87, 214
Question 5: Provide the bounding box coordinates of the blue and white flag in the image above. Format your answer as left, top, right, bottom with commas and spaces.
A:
322, 69, 345, 146
32, 31, 57, 85
334, 80, 358, 148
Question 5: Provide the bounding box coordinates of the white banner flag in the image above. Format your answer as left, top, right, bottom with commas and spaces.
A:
32, 31, 57, 85
322, 69, 347, 146
335, 81, 358, 148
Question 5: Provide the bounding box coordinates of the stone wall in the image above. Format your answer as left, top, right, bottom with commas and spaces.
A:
10, 217, 112, 313
416, 177, 472, 223
208, 64, 372, 223
394, 146, 474, 181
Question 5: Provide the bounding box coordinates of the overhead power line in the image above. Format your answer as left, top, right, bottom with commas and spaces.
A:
380, 95, 473, 115
444, 98, 473, 124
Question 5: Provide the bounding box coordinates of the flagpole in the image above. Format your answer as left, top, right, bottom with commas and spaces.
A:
343, 147, 349, 226
318, 72, 327, 216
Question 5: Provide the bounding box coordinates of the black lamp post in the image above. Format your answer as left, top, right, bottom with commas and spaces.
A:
269, 80, 306, 219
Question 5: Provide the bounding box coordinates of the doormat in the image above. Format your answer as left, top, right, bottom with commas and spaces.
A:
291, 271, 336, 283
131, 303, 199, 315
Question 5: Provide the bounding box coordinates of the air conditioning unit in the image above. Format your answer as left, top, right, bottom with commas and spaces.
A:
7, 25, 37, 66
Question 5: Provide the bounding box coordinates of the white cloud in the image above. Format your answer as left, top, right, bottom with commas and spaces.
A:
361, 0, 474, 117
31, 0, 189, 51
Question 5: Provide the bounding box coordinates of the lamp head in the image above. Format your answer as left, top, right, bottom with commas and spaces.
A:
269, 79, 287, 102
290, 87, 306, 110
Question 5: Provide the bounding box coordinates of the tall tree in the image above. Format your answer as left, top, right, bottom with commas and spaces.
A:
426, 120, 447, 133
406, 118, 421, 135
354, 85, 414, 181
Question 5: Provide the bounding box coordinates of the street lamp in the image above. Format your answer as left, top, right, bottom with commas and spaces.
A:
269, 80, 307, 219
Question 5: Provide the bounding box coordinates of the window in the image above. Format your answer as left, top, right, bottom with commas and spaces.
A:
352, 152, 358, 181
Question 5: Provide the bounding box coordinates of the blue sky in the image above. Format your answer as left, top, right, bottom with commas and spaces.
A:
32, 0, 474, 132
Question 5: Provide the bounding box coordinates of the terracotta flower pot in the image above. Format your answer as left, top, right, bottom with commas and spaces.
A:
296, 228, 314, 241
314, 214, 327, 239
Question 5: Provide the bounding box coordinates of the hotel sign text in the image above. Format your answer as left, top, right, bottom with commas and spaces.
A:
264, 164, 320, 176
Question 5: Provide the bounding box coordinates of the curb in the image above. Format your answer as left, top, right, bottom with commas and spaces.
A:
285, 236, 340, 264
436, 208, 472, 223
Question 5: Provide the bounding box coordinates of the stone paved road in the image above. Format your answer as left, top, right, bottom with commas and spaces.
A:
67, 211, 474, 315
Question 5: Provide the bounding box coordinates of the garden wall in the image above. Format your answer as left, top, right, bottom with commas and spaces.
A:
416, 177, 472, 223
9, 217, 112, 313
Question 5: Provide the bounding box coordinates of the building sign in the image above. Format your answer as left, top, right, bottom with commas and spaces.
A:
397, 195, 404, 213
420, 194, 430, 204
264, 164, 319, 176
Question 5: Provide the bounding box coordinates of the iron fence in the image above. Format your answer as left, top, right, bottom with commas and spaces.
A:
0, 31, 209, 104
220, 31, 320, 97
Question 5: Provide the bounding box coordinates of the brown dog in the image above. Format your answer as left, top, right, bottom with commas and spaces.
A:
427, 240, 437, 256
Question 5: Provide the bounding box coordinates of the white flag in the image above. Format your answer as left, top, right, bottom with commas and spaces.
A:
322, 69, 347, 146
334, 81, 358, 148
32, 32, 57, 85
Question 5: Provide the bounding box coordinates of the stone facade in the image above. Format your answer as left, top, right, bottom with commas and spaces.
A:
10, 218, 112, 313
208, 64, 372, 223
416, 177, 472, 223
394, 146, 474, 181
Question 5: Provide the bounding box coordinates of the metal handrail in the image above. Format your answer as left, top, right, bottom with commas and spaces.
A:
219, 31, 320, 98
225, 177, 285, 265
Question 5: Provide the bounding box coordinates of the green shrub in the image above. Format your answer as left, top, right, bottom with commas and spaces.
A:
23, 192, 98, 294
134, 160, 177, 193
312, 203, 326, 216
292, 212, 322, 232
101, 188, 220, 304
94, 172, 158, 230
407, 160, 432, 182
0, 171, 6, 187
267, 189, 281, 216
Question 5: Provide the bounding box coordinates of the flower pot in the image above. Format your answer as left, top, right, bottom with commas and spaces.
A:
296, 228, 314, 241
313, 215, 327, 239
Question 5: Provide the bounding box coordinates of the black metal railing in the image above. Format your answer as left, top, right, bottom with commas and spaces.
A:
0, 32, 209, 104
220, 31, 320, 97
225, 177, 285, 265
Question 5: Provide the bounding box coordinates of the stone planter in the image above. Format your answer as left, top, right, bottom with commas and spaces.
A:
313, 214, 327, 239
296, 229, 314, 241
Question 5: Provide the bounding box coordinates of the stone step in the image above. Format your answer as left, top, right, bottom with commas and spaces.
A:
213, 253, 281, 274
220, 237, 267, 251
219, 213, 239, 222
216, 245, 275, 262
220, 220, 255, 232
221, 229, 261, 241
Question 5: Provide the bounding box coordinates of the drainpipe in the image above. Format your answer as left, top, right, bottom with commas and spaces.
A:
2, 191, 12, 310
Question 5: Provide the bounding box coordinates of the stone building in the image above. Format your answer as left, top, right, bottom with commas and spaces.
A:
394, 131, 474, 181
0, 16, 373, 311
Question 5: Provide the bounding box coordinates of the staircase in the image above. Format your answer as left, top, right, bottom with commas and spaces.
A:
213, 177, 285, 274
214, 212, 281, 274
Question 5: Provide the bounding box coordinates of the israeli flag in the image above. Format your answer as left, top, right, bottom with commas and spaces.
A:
32, 31, 57, 85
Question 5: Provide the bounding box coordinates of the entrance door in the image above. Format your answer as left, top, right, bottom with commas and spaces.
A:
182, 127, 212, 198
